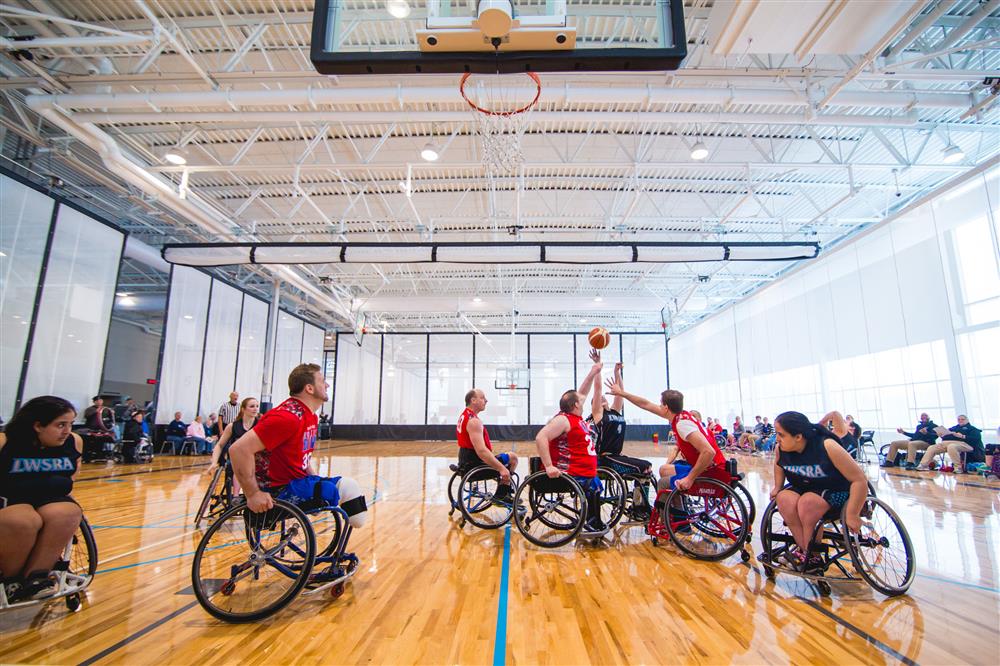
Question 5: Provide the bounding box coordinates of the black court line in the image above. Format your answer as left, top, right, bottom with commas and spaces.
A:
799, 597, 919, 666
75, 461, 209, 483
77, 599, 199, 666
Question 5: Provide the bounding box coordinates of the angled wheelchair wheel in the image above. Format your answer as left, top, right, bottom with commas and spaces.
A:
192, 500, 315, 622
759, 498, 796, 567
459, 465, 515, 530
732, 482, 756, 528
447, 468, 462, 516
595, 467, 626, 529
195, 465, 233, 528
665, 479, 749, 561
514, 472, 586, 548
843, 497, 915, 596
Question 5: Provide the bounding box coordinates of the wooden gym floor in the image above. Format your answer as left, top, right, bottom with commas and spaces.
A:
1, 440, 998, 665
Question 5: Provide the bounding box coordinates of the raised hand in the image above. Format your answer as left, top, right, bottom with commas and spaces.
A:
589, 348, 601, 364
605, 377, 625, 396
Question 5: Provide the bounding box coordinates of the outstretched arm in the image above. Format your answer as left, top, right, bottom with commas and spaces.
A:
611, 363, 625, 412
577, 349, 602, 397
591, 365, 604, 423
604, 378, 670, 420
469, 417, 511, 483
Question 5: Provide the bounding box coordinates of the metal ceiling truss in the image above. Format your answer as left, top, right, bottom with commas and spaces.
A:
1, 0, 997, 333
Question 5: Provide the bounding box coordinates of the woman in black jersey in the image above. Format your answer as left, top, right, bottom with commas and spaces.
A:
770, 411, 867, 570
206, 397, 260, 481
0, 396, 84, 601
819, 409, 860, 460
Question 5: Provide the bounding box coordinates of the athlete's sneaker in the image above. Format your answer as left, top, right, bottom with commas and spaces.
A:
779, 547, 806, 569
14, 572, 56, 602
954, 467, 966, 474
902, 462, 918, 470
582, 518, 607, 535
803, 555, 825, 573
914, 465, 932, 472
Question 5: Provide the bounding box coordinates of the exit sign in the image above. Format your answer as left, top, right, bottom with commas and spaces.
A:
146, 378, 158, 385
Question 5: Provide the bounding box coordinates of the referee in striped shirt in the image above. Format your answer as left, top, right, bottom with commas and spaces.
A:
217, 391, 240, 432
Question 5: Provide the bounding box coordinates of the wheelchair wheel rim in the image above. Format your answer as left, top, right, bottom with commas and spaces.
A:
459, 468, 514, 529
596, 468, 626, 528
844, 498, 915, 595
513, 472, 585, 548
192, 501, 315, 621
666, 480, 748, 560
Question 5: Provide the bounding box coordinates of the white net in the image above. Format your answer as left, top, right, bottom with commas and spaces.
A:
461, 72, 541, 175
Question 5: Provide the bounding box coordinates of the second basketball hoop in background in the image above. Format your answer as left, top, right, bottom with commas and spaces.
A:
588, 327, 610, 350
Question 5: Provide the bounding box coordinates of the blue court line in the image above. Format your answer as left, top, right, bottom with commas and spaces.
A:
916, 572, 999, 594
492, 524, 513, 666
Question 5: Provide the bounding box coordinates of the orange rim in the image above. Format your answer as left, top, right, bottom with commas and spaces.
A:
460, 72, 542, 117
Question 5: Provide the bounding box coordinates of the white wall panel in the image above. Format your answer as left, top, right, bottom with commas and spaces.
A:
199, 280, 242, 417
381, 334, 426, 424
234, 294, 268, 402
427, 334, 472, 425
270, 313, 303, 398
301, 324, 325, 367
155, 266, 211, 422
23, 206, 122, 414
333, 333, 381, 424
0, 176, 53, 418
530, 334, 574, 425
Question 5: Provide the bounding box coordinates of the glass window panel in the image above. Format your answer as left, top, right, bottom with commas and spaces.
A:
155, 266, 211, 422
475, 334, 528, 425
22, 206, 122, 415
427, 334, 473, 426
270, 313, 303, 399
381, 334, 427, 424
199, 279, 242, 417
529, 334, 574, 425
302, 324, 325, 366
333, 333, 381, 424
234, 294, 268, 403
0, 176, 54, 418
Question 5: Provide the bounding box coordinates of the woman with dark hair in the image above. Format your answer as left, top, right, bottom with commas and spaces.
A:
0, 396, 84, 601
206, 397, 260, 492
770, 411, 867, 571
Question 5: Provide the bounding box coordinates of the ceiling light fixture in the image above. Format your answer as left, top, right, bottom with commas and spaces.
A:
690, 140, 709, 160
593, 296, 603, 302
118, 293, 136, 306
386, 0, 411, 18
163, 145, 189, 166
473, 296, 482, 303
941, 144, 964, 164
420, 141, 440, 162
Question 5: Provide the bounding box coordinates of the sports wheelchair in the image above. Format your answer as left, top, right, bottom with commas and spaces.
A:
757, 483, 914, 597
646, 459, 753, 562
120, 437, 154, 464
447, 463, 519, 530
511, 458, 625, 548
191, 493, 360, 622
0, 516, 97, 613
194, 462, 236, 528
597, 460, 656, 525
76, 427, 122, 464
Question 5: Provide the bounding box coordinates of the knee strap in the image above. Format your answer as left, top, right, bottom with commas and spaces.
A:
336, 477, 369, 528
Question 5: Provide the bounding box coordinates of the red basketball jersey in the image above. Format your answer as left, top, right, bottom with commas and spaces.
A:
457, 407, 491, 451
670, 410, 726, 468
549, 412, 597, 477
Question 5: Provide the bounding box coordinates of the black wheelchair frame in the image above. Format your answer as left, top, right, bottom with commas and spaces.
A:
757, 484, 915, 597
447, 463, 520, 530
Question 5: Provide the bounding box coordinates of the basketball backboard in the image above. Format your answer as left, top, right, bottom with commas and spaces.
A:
311, 0, 686, 75
494, 366, 530, 391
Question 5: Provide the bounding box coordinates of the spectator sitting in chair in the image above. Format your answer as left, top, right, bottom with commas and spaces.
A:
729, 416, 745, 447
915, 415, 984, 474
82, 397, 113, 433
883, 413, 938, 469
165, 412, 187, 454
185, 416, 215, 455
204, 413, 220, 440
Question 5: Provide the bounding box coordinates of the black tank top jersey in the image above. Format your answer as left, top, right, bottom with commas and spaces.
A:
0, 434, 80, 502
839, 432, 859, 457
593, 409, 626, 456
778, 435, 851, 494
221, 417, 259, 460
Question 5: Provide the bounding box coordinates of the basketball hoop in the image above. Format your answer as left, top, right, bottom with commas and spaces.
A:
460, 71, 542, 174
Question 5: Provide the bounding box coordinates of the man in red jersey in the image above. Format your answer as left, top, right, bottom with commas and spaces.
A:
457, 388, 518, 501
604, 384, 728, 496
533, 359, 606, 535
229, 363, 368, 527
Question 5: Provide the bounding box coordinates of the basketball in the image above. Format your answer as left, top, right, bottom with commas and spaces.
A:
588, 326, 610, 349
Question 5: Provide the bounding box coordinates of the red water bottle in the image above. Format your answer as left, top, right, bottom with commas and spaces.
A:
652, 432, 659, 444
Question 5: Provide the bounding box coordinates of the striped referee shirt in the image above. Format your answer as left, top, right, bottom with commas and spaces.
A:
218, 400, 240, 428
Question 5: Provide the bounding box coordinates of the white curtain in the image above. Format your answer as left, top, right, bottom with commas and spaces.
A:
0, 176, 54, 418
22, 205, 122, 414
156, 266, 211, 422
